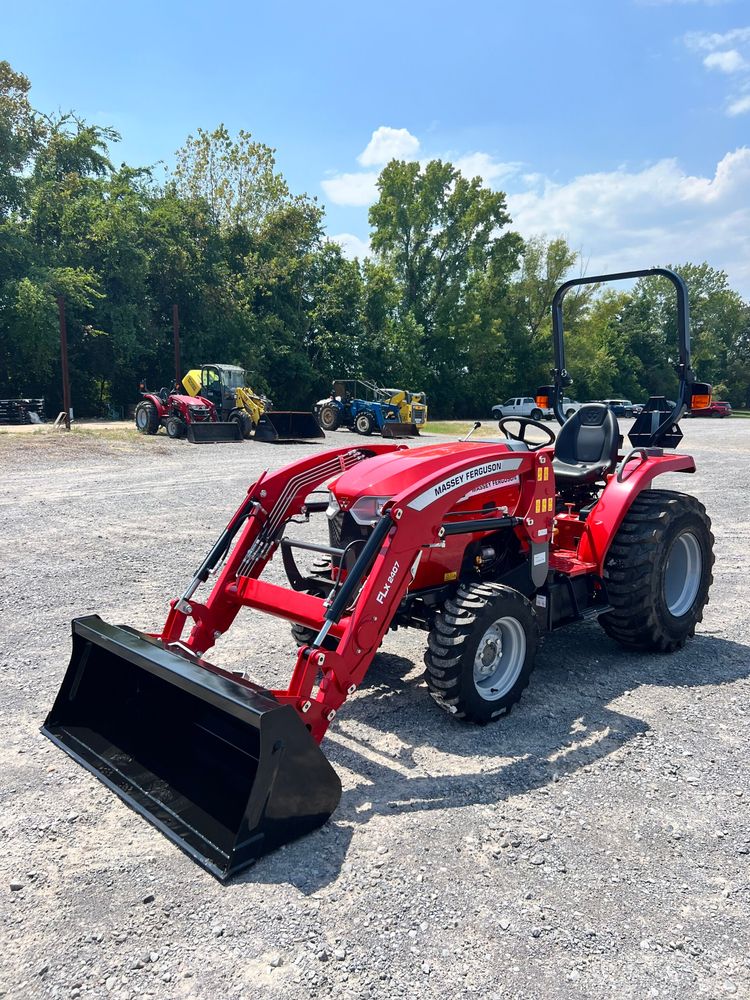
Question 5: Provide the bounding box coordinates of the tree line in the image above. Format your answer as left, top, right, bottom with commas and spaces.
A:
1, 61, 748, 419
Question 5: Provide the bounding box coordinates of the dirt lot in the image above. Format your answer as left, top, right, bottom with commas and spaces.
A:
1, 421, 748, 1000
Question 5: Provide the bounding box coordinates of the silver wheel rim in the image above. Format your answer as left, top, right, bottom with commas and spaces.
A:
663, 531, 702, 617
136, 407, 148, 429
356, 416, 369, 432
473, 616, 526, 700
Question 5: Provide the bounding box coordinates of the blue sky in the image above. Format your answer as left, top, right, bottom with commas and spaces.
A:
5, 0, 750, 292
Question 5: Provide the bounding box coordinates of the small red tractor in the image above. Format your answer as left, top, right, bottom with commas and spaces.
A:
44, 269, 715, 881
134, 381, 242, 443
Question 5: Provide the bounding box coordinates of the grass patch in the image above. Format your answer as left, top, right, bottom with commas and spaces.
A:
424, 420, 484, 436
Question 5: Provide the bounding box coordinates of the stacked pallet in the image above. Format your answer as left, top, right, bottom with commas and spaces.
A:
0, 398, 46, 424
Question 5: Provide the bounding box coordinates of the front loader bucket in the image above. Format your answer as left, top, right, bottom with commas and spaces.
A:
254, 411, 325, 443
186, 421, 243, 444
42, 616, 341, 881
382, 422, 419, 438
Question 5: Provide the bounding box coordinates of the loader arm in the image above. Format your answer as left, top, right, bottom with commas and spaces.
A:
160, 443, 553, 743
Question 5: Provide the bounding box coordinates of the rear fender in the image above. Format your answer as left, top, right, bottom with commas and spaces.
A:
143, 393, 165, 417
576, 452, 696, 571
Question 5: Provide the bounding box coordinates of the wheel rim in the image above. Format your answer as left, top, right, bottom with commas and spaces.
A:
663, 530, 702, 617
473, 617, 527, 700
321, 409, 336, 429
136, 407, 148, 429
356, 416, 369, 432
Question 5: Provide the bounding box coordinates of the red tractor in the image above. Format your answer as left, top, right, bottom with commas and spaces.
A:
134, 381, 242, 442
45, 268, 715, 881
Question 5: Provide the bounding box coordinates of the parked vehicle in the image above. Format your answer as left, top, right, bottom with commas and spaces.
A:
492, 396, 545, 421
687, 400, 732, 418
134, 381, 242, 443
555, 397, 582, 420
315, 379, 426, 437
600, 398, 634, 417
183, 364, 323, 442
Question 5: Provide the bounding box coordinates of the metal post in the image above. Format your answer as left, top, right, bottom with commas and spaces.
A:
57, 296, 72, 431
172, 304, 181, 386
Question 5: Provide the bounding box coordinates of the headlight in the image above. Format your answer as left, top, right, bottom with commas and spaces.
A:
349, 496, 392, 525
325, 491, 340, 519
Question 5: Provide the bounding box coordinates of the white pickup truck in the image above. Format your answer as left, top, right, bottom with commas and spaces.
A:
491, 395, 582, 421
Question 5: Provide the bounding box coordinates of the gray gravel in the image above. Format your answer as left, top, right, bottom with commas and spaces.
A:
0, 420, 748, 1000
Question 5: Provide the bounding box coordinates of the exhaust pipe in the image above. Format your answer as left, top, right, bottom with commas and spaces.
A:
42, 617, 341, 880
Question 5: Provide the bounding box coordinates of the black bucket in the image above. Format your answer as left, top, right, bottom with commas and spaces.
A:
187, 421, 243, 444
42, 616, 341, 881
254, 411, 325, 443
382, 422, 419, 438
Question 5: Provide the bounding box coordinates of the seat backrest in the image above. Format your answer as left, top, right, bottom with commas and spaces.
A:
554, 403, 619, 470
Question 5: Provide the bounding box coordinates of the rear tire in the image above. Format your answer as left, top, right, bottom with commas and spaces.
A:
530, 408, 543, 421
165, 415, 186, 439
317, 404, 341, 432
425, 583, 539, 723
135, 401, 159, 435
354, 411, 375, 436
599, 489, 714, 652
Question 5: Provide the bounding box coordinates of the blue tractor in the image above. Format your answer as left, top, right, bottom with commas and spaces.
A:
313, 379, 424, 437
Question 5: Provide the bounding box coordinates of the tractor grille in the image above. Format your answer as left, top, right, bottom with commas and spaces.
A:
189, 406, 212, 422
328, 512, 371, 552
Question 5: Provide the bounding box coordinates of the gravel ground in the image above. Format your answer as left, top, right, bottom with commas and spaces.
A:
1, 421, 748, 1000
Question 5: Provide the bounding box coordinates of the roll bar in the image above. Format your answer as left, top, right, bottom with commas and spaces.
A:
545, 268, 695, 440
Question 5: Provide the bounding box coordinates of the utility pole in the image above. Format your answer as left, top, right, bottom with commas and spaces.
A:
172, 304, 181, 387
57, 296, 72, 430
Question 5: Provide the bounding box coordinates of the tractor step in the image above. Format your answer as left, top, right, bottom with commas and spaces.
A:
42, 616, 341, 881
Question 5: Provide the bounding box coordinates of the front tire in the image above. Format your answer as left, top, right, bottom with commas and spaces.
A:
135, 401, 159, 435
165, 415, 186, 439
229, 409, 253, 438
425, 583, 539, 723
599, 490, 714, 652
354, 411, 375, 436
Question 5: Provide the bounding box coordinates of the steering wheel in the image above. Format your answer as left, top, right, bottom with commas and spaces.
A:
498, 416, 556, 451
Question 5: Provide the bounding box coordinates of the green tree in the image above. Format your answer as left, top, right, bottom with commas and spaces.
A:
0, 61, 45, 218
173, 125, 291, 231
368, 158, 523, 412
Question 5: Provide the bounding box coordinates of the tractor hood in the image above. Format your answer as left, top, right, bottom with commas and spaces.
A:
329, 440, 525, 510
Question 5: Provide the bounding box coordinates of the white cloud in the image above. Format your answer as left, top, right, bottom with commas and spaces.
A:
704, 49, 746, 72
321, 171, 379, 207
507, 149, 750, 295
328, 233, 371, 260
452, 152, 522, 185
685, 26, 750, 115
685, 27, 750, 52
357, 126, 420, 167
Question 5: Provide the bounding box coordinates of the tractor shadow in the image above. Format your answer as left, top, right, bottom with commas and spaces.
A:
236, 627, 750, 893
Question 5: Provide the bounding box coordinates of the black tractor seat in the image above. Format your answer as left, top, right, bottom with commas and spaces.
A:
552, 404, 619, 487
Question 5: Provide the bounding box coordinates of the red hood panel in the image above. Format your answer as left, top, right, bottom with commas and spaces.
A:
331, 441, 526, 501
